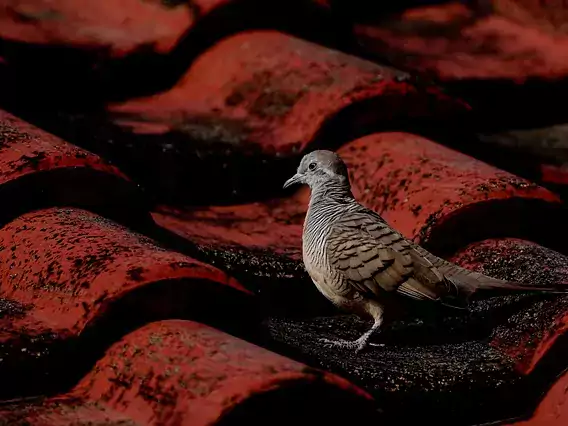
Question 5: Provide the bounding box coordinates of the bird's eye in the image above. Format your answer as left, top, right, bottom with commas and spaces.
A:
308, 162, 317, 171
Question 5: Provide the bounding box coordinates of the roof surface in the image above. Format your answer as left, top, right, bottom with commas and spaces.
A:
0, 1, 567, 425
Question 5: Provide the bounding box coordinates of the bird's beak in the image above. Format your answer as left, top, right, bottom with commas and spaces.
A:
283, 173, 303, 189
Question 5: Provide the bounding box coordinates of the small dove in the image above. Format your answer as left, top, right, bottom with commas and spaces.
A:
284, 150, 567, 353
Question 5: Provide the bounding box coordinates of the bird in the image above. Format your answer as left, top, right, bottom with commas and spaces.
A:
283, 149, 567, 353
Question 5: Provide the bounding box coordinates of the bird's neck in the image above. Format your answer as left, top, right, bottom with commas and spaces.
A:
303, 182, 355, 255
309, 181, 354, 205
306, 182, 356, 225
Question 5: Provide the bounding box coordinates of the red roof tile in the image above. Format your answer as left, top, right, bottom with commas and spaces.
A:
337, 132, 564, 254
0, 0, 192, 54
0, 110, 151, 228
0, 206, 254, 399
0, 320, 375, 426
0, 2, 567, 425
71, 320, 373, 425
348, 1, 568, 189
352, 2, 568, 81
108, 30, 466, 153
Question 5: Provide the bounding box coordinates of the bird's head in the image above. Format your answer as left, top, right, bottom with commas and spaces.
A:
283, 150, 350, 190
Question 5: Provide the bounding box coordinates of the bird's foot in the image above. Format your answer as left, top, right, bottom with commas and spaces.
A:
319, 337, 364, 352
319, 337, 384, 353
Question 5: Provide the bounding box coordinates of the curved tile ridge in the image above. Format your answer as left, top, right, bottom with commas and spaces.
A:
109, 30, 465, 153
338, 132, 566, 256
0, 109, 150, 229
0, 207, 253, 400
51, 29, 467, 205
63, 319, 374, 426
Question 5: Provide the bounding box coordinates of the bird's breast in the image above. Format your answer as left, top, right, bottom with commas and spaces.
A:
303, 257, 354, 307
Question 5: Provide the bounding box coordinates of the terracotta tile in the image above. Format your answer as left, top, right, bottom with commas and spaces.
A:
347, 1, 568, 177
0, 109, 150, 229
0, 320, 374, 426
71, 319, 373, 426
0, 0, 198, 56
0, 207, 252, 399
352, 2, 568, 81
338, 132, 565, 255
108, 30, 463, 153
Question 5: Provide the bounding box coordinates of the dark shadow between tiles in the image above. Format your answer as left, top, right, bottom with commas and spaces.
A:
0, 168, 153, 233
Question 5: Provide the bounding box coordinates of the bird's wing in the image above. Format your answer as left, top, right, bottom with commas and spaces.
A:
326, 221, 455, 302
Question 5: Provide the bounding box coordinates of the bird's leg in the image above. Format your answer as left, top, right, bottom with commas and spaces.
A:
320, 315, 384, 353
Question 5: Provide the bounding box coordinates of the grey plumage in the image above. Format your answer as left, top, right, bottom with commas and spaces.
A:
283, 150, 567, 353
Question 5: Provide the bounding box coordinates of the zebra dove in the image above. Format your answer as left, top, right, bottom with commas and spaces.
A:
283, 150, 567, 353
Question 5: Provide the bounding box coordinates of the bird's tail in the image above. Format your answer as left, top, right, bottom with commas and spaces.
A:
413, 245, 568, 303
449, 272, 568, 299
439, 273, 568, 310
